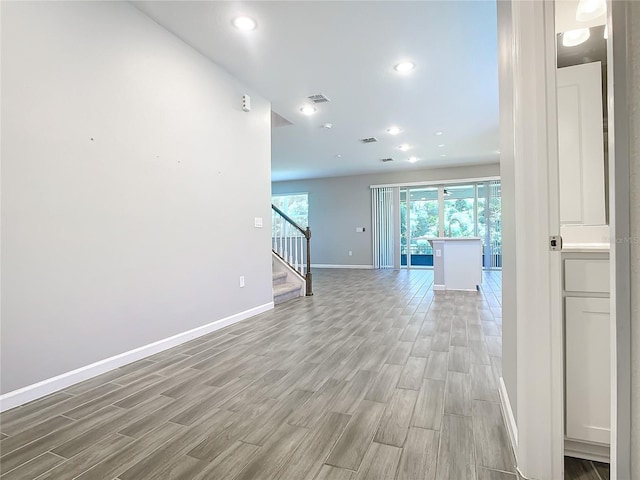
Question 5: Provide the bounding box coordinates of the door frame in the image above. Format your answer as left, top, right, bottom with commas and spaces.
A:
500, 0, 632, 478
497, 1, 564, 478
607, 1, 632, 478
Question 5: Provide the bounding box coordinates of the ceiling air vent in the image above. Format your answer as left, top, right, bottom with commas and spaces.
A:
381, 158, 394, 163
360, 137, 378, 144
307, 94, 330, 104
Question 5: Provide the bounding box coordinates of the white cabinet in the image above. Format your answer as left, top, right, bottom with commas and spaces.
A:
565, 296, 610, 445
564, 259, 610, 293
557, 62, 606, 229
427, 237, 482, 291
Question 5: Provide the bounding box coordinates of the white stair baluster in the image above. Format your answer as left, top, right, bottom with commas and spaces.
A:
294, 231, 298, 272
284, 222, 289, 263
299, 234, 303, 276
279, 215, 283, 257
273, 210, 277, 251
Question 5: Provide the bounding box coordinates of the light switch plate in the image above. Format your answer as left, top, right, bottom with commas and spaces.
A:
254, 217, 263, 228
436, 249, 442, 257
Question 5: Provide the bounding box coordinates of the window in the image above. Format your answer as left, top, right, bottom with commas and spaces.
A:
272, 193, 308, 228
443, 184, 476, 237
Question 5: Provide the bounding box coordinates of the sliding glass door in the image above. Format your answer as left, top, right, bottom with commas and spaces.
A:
401, 187, 439, 266
399, 181, 502, 269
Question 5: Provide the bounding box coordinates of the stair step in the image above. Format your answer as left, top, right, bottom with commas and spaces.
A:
273, 282, 300, 296
273, 282, 302, 305
272, 271, 287, 285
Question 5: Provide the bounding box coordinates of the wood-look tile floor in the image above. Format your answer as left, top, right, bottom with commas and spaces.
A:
564, 456, 610, 480
0, 268, 516, 479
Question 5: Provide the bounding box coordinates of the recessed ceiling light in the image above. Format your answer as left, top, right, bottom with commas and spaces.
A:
387, 126, 401, 135
576, 0, 606, 22
335, 154, 342, 158
434, 131, 444, 136
439, 154, 447, 157
562, 28, 590, 47
394, 61, 415, 73
322, 123, 333, 129
232, 16, 257, 31
398, 144, 411, 151
438, 144, 445, 147
408, 156, 418, 163
300, 106, 317, 115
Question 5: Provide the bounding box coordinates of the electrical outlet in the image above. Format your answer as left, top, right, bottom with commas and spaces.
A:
239, 276, 245, 287
348, 251, 353, 256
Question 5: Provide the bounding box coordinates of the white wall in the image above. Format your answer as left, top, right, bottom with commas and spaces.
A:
272, 164, 499, 267
496, 0, 518, 421
0, 1, 273, 395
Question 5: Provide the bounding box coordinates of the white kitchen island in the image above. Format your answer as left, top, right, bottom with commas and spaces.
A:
427, 237, 483, 291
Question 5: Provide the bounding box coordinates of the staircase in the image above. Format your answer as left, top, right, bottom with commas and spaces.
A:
271, 204, 313, 305
272, 270, 303, 305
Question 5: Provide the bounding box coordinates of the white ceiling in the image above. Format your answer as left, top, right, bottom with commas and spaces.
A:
133, 1, 500, 181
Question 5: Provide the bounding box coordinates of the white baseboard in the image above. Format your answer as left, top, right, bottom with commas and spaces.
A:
433, 285, 477, 292
0, 302, 274, 412
564, 439, 610, 463
499, 377, 519, 462
311, 264, 374, 269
